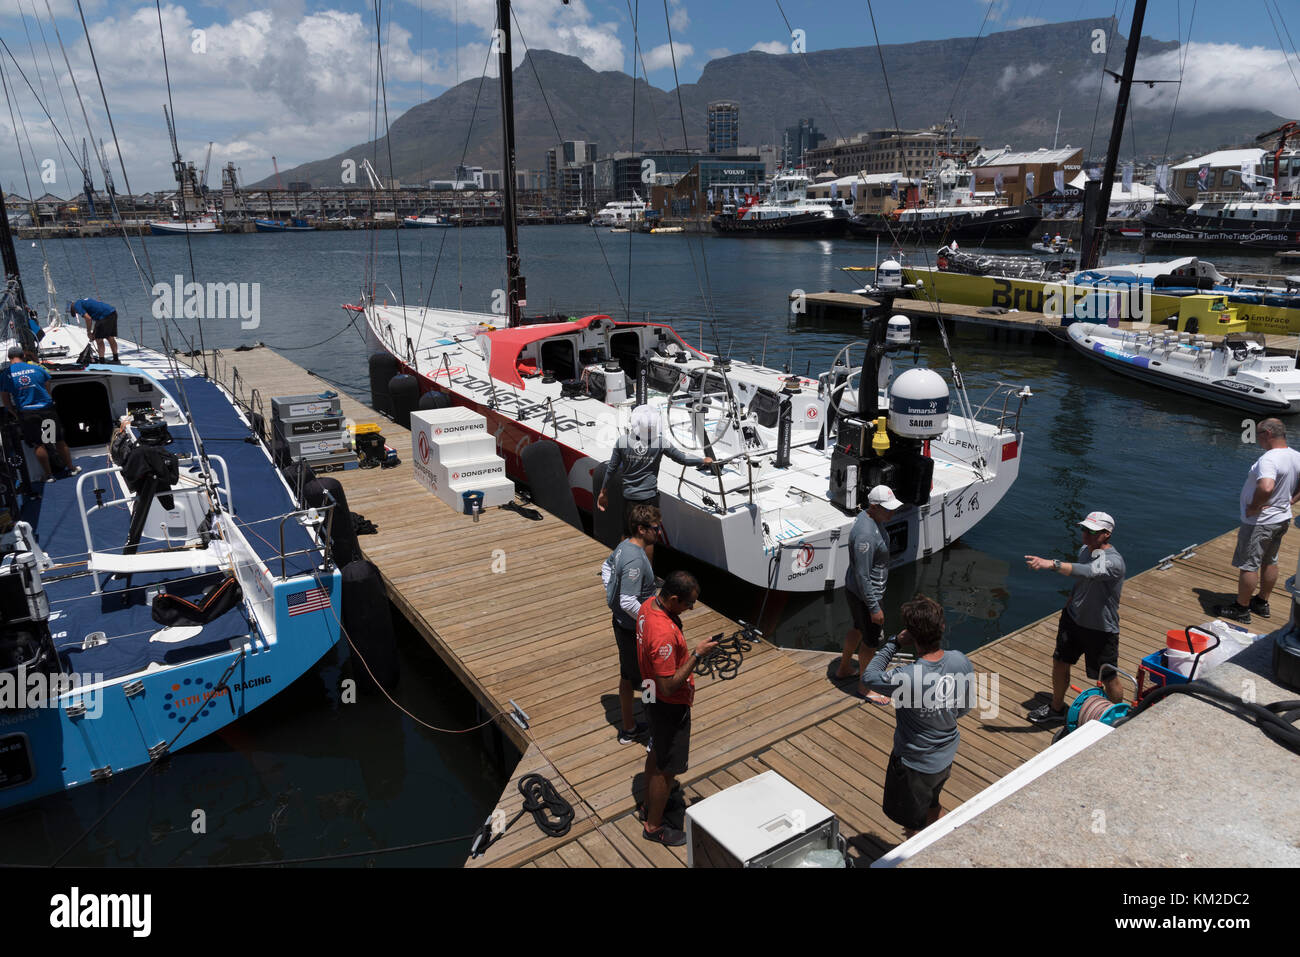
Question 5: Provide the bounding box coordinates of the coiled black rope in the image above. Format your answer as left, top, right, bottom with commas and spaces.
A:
469, 773, 574, 858
1115, 680, 1300, 755
694, 624, 760, 681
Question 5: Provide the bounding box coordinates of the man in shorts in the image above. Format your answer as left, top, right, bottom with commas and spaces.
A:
601, 502, 661, 744
1025, 511, 1126, 725
861, 594, 974, 837
0, 345, 80, 486
635, 571, 716, 847
1217, 418, 1300, 623
70, 297, 119, 364
836, 485, 900, 680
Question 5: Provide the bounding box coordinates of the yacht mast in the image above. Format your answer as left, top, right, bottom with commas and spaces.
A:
496, 0, 525, 327
1080, 1, 1147, 270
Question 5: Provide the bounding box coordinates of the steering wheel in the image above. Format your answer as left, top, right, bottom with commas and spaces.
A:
665, 366, 737, 453
823, 339, 872, 423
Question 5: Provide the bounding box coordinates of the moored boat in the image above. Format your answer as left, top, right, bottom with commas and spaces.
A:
711, 170, 850, 237
0, 287, 343, 812
1066, 321, 1300, 413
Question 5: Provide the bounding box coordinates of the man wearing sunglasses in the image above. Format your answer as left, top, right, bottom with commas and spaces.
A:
601, 503, 662, 744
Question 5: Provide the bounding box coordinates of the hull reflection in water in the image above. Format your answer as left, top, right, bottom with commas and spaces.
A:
766, 542, 1012, 656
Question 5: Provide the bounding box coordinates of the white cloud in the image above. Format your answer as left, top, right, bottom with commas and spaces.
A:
668, 0, 688, 33
415, 0, 625, 73
706, 47, 732, 60
1011, 16, 1047, 27
997, 61, 1046, 91
750, 40, 789, 55
1096, 42, 1300, 117
974, 0, 1011, 21
641, 42, 693, 73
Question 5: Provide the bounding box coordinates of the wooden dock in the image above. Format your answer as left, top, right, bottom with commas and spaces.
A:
196, 345, 1288, 867
795, 290, 1300, 354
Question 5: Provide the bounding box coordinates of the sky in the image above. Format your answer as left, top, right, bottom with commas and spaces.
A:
2, 0, 1299, 194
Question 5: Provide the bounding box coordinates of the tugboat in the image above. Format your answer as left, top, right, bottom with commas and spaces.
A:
1142, 124, 1300, 251
711, 170, 850, 237
848, 152, 1041, 244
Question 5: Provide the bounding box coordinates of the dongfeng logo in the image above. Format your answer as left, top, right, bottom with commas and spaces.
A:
418, 432, 430, 463
793, 545, 815, 571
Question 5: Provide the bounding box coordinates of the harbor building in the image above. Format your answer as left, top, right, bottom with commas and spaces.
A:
1169, 148, 1282, 203
783, 118, 825, 167
972, 146, 1084, 205
594, 150, 765, 206
806, 172, 918, 214
546, 141, 598, 211
647, 155, 768, 218
805, 126, 979, 179
707, 101, 740, 153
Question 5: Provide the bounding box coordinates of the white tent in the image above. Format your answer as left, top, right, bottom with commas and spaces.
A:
1067, 172, 1161, 203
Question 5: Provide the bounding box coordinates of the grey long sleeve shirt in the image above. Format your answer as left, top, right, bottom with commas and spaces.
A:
1066, 545, 1125, 634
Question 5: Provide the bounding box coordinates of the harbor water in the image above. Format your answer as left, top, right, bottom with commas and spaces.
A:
1, 227, 1281, 863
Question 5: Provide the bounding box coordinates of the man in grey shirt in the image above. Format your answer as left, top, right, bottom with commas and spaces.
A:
601, 502, 661, 743
1024, 510, 1126, 725
597, 405, 712, 546
862, 594, 974, 836
836, 485, 900, 680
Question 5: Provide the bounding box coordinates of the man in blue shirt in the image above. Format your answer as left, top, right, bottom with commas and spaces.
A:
1, 345, 80, 484
70, 297, 119, 363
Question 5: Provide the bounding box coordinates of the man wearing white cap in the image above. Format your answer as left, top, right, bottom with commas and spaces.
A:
836, 484, 901, 681
1024, 511, 1126, 725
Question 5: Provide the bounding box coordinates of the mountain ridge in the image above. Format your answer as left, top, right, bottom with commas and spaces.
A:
251, 18, 1286, 189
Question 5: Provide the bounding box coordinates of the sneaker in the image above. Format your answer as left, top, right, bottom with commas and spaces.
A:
1249, 596, 1271, 619
1215, 602, 1252, 624
1027, 703, 1066, 726
641, 823, 687, 847
617, 721, 647, 745
43, 474, 56, 484
65, 466, 82, 478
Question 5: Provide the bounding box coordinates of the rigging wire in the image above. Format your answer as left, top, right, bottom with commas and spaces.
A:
1158, 0, 1196, 175
627, 0, 638, 322
371, 0, 412, 349
154, 0, 207, 374
662, 0, 722, 355
1264, 0, 1300, 97
511, 6, 627, 315
73, 0, 164, 321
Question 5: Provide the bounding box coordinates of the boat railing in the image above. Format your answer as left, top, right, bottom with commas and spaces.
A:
968, 382, 1033, 435
277, 505, 336, 580
75, 457, 234, 593
675, 454, 754, 515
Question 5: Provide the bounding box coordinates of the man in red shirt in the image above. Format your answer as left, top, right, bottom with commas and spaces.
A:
636, 570, 716, 846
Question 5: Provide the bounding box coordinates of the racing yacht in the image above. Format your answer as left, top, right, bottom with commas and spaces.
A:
359, 4, 1028, 595
0, 274, 342, 811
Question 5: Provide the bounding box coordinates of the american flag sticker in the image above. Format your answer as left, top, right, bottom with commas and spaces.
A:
286, 586, 331, 616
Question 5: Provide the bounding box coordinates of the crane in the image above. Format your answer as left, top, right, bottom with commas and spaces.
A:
80, 139, 96, 218
359, 158, 385, 190
1256, 121, 1297, 194
199, 141, 213, 195
98, 138, 115, 202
